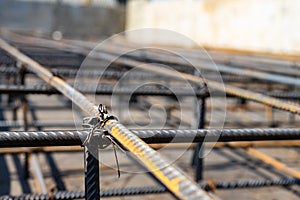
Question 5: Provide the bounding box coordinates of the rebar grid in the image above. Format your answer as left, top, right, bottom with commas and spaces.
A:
0, 38, 213, 200
1, 33, 300, 200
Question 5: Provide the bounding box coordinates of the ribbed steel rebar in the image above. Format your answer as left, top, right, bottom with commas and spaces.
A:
84, 146, 100, 200
116, 45, 300, 87
0, 84, 208, 97
0, 66, 165, 79
0, 130, 85, 147
3, 83, 300, 101
194, 97, 206, 182
3, 84, 300, 103
133, 128, 300, 143
109, 38, 300, 77
0, 66, 260, 83
6, 31, 300, 75
0, 178, 298, 200
0, 120, 77, 128
4, 33, 300, 115
2, 128, 300, 147
0, 38, 213, 200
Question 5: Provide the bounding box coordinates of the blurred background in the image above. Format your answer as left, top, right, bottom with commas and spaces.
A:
2, 0, 300, 54
1, 1, 300, 200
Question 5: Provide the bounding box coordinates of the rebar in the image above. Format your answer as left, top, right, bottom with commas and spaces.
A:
0, 120, 77, 128
110, 37, 300, 76
9, 33, 300, 87
245, 148, 300, 179
0, 177, 299, 200
0, 66, 263, 83
2, 84, 300, 102
84, 146, 100, 200
112, 45, 300, 87
3, 33, 300, 200
194, 97, 206, 182
0, 84, 208, 97
5, 33, 300, 115
2, 128, 300, 147
3, 84, 300, 102
0, 38, 213, 200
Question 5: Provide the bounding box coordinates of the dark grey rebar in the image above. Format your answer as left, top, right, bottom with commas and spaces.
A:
1, 128, 300, 147
0, 84, 208, 97
0, 177, 298, 200
84, 146, 100, 200
193, 97, 206, 182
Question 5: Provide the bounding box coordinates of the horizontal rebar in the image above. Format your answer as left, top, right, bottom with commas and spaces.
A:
22, 34, 297, 114
0, 66, 167, 80
1, 128, 300, 147
0, 84, 208, 97
0, 120, 77, 128
27, 34, 300, 87
6, 31, 300, 78
5, 33, 300, 115
1, 84, 300, 101
110, 43, 300, 87
0, 66, 263, 83
109, 37, 300, 76
0, 177, 298, 200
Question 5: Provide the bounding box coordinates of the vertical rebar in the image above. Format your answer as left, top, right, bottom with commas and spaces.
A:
24, 152, 30, 179
20, 67, 28, 131
84, 145, 100, 200
18, 65, 31, 179
192, 97, 206, 182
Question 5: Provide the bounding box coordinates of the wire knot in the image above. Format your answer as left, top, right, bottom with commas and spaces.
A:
82, 104, 122, 178
82, 104, 117, 147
